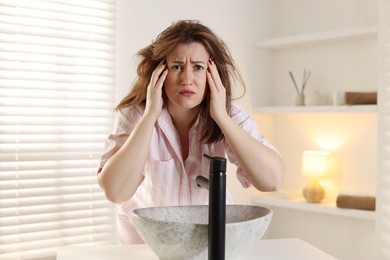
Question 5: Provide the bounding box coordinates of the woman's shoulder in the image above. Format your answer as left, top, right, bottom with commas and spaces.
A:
230, 100, 250, 122
117, 104, 145, 123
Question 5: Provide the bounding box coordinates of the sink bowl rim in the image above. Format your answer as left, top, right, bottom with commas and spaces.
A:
131, 204, 272, 226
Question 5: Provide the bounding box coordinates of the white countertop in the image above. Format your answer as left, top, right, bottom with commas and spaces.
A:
56, 238, 337, 260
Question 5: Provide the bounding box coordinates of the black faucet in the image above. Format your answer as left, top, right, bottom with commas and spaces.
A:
196, 154, 226, 260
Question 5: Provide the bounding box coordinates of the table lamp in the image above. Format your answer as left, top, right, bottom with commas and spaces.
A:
301, 150, 330, 203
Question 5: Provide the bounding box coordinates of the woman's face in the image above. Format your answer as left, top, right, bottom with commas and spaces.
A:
164, 42, 210, 114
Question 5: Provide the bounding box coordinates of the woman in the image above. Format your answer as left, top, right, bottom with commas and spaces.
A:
97, 20, 284, 244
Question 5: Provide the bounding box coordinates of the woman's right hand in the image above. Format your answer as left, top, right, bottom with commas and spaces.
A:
144, 62, 168, 120
98, 62, 168, 203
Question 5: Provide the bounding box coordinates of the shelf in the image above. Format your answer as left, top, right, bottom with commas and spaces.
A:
252, 194, 375, 221
254, 105, 377, 114
255, 26, 378, 50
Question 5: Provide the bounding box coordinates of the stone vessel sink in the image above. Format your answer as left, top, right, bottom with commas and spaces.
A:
130, 204, 272, 260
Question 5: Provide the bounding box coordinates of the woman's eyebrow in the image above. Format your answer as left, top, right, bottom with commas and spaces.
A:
168, 61, 184, 64
167, 60, 206, 64
190, 60, 206, 64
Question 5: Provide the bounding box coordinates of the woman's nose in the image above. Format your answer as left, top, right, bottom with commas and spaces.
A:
180, 67, 193, 85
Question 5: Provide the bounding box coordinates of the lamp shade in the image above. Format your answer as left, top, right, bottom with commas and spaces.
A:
302, 150, 330, 178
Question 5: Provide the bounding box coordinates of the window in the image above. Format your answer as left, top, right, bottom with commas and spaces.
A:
0, 1, 117, 259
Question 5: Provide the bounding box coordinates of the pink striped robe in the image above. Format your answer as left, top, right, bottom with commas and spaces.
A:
97, 101, 278, 244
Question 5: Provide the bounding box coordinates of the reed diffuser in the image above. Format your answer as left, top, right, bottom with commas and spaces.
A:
289, 69, 311, 106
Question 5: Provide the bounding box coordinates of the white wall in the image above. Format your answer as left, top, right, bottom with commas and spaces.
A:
272, 0, 377, 37
115, 0, 271, 204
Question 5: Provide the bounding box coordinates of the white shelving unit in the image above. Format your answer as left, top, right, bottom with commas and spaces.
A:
250, 2, 378, 259
254, 26, 378, 110
254, 104, 377, 114
255, 26, 378, 50
252, 194, 376, 221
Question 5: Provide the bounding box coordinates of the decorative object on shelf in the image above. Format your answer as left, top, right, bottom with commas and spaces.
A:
301, 150, 330, 203
336, 194, 376, 211
289, 69, 311, 106
332, 91, 345, 105
305, 89, 323, 106
344, 91, 377, 105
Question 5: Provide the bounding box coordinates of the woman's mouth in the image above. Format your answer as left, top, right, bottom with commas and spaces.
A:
179, 90, 195, 97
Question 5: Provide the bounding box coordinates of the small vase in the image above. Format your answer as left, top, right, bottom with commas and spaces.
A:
295, 92, 305, 106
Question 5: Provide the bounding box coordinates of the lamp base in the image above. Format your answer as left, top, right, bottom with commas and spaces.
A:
303, 178, 325, 203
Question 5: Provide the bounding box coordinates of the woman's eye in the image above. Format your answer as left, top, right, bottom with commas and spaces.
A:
194, 65, 204, 70
171, 65, 182, 71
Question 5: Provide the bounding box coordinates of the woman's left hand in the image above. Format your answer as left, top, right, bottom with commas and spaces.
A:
207, 59, 284, 192
207, 58, 228, 122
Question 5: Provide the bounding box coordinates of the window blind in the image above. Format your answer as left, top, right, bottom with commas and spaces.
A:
0, 1, 117, 259
377, 0, 390, 259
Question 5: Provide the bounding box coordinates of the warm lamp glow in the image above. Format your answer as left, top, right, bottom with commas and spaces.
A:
314, 135, 344, 151
302, 150, 330, 178
301, 150, 330, 203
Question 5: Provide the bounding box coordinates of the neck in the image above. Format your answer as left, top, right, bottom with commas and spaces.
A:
168, 106, 199, 131
167, 105, 200, 161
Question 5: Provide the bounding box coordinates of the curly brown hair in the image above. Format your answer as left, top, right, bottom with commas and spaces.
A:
116, 20, 245, 143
